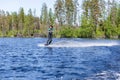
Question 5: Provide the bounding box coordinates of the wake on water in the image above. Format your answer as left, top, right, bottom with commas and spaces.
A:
38, 40, 119, 47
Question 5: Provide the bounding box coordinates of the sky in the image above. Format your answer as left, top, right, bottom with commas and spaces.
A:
0, 0, 82, 17
0, 0, 120, 17
0, 0, 56, 16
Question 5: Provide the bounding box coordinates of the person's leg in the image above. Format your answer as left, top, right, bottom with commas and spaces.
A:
48, 33, 52, 44
47, 33, 52, 45
46, 33, 52, 45
48, 39, 52, 44
45, 33, 50, 45
46, 40, 49, 45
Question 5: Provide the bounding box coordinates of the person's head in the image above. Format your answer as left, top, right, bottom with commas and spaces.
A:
49, 25, 53, 28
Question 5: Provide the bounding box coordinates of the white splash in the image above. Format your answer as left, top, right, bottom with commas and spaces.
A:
86, 71, 120, 80
38, 40, 119, 47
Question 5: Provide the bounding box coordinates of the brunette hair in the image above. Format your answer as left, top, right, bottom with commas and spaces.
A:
50, 25, 53, 28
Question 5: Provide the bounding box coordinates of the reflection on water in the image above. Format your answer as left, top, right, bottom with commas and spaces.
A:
0, 38, 120, 80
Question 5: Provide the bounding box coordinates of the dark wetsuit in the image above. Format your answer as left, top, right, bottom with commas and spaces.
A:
46, 27, 53, 45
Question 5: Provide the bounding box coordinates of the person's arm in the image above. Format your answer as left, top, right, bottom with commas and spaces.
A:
48, 28, 53, 33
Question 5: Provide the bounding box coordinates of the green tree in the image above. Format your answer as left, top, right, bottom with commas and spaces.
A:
116, 4, 120, 38
116, 5, 120, 27
82, 0, 106, 37
48, 8, 55, 25
65, 0, 74, 26
0, 10, 6, 36
6, 12, 12, 31
55, 0, 65, 26
73, 0, 79, 25
18, 7, 25, 33
40, 3, 48, 25
24, 9, 34, 36
12, 12, 18, 31
6, 12, 17, 37
40, 3, 48, 36
104, 0, 118, 38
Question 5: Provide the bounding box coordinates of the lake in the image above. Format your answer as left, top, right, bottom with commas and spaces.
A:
0, 38, 120, 80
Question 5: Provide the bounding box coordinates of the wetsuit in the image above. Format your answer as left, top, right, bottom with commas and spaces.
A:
46, 27, 53, 45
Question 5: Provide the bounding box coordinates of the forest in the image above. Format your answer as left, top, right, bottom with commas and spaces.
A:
0, 0, 120, 39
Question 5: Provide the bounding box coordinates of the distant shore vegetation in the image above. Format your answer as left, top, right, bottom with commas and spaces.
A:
0, 0, 120, 39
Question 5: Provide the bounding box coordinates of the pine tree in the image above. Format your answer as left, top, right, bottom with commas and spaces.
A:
40, 3, 48, 36
24, 9, 34, 36
73, 0, 79, 26
6, 12, 12, 31
117, 5, 120, 38
103, 0, 119, 38
55, 0, 65, 26
48, 8, 55, 25
82, 0, 105, 37
116, 5, 120, 27
18, 7, 25, 33
40, 3, 48, 25
0, 10, 6, 36
65, 0, 74, 26
12, 12, 18, 31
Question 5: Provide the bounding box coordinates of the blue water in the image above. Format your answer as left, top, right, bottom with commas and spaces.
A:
0, 38, 120, 80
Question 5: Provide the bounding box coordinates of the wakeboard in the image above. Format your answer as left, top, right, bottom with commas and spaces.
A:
44, 43, 51, 47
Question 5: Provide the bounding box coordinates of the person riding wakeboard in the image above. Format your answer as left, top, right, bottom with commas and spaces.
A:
45, 25, 53, 46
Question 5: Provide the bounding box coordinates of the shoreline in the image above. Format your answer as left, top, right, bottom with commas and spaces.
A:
0, 37, 119, 40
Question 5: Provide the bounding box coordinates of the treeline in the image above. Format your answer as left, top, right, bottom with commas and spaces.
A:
0, 8, 40, 37
0, 0, 120, 39
55, 0, 120, 39
79, 0, 120, 39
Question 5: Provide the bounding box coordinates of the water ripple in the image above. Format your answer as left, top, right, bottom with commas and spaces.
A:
0, 38, 120, 80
